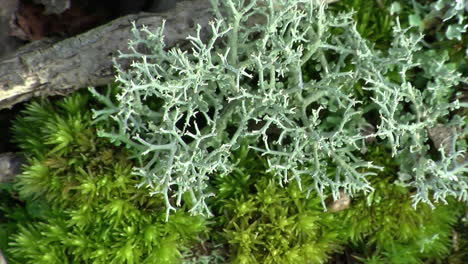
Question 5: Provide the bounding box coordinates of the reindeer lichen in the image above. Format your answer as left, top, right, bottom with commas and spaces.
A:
91, 0, 467, 217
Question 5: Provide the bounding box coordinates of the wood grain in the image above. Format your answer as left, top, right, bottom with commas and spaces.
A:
0, 0, 213, 109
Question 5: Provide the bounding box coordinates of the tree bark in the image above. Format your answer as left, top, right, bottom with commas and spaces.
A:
0, 152, 24, 183
0, 0, 213, 110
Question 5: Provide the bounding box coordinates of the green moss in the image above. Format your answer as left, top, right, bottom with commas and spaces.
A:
446, 210, 468, 264
5, 91, 205, 264
337, 144, 464, 263
330, 0, 396, 50
0, 182, 52, 261
211, 144, 343, 264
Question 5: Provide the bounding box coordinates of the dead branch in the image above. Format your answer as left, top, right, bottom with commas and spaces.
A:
0, 0, 213, 110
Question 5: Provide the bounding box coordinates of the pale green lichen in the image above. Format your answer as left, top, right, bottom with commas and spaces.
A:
91, 0, 467, 217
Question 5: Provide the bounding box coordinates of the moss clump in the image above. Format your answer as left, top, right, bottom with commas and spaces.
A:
5, 91, 205, 264
330, 0, 396, 50
337, 144, 464, 263
211, 144, 343, 264
0, 181, 50, 262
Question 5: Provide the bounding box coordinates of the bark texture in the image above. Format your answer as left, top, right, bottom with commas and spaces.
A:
0, 0, 212, 110
0, 152, 24, 183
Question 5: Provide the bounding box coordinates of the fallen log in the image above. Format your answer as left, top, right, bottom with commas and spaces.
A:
0, 152, 24, 183
0, 0, 345, 110
0, 0, 213, 110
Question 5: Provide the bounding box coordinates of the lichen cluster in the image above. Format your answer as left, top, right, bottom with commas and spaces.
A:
92, 0, 467, 216
1, 0, 467, 263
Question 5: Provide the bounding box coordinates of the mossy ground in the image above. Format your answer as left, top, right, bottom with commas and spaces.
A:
1, 0, 467, 263
1, 92, 466, 263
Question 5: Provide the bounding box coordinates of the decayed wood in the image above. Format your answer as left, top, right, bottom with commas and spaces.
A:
0, 152, 24, 183
0, 0, 345, 110
0, 0, 213, 110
